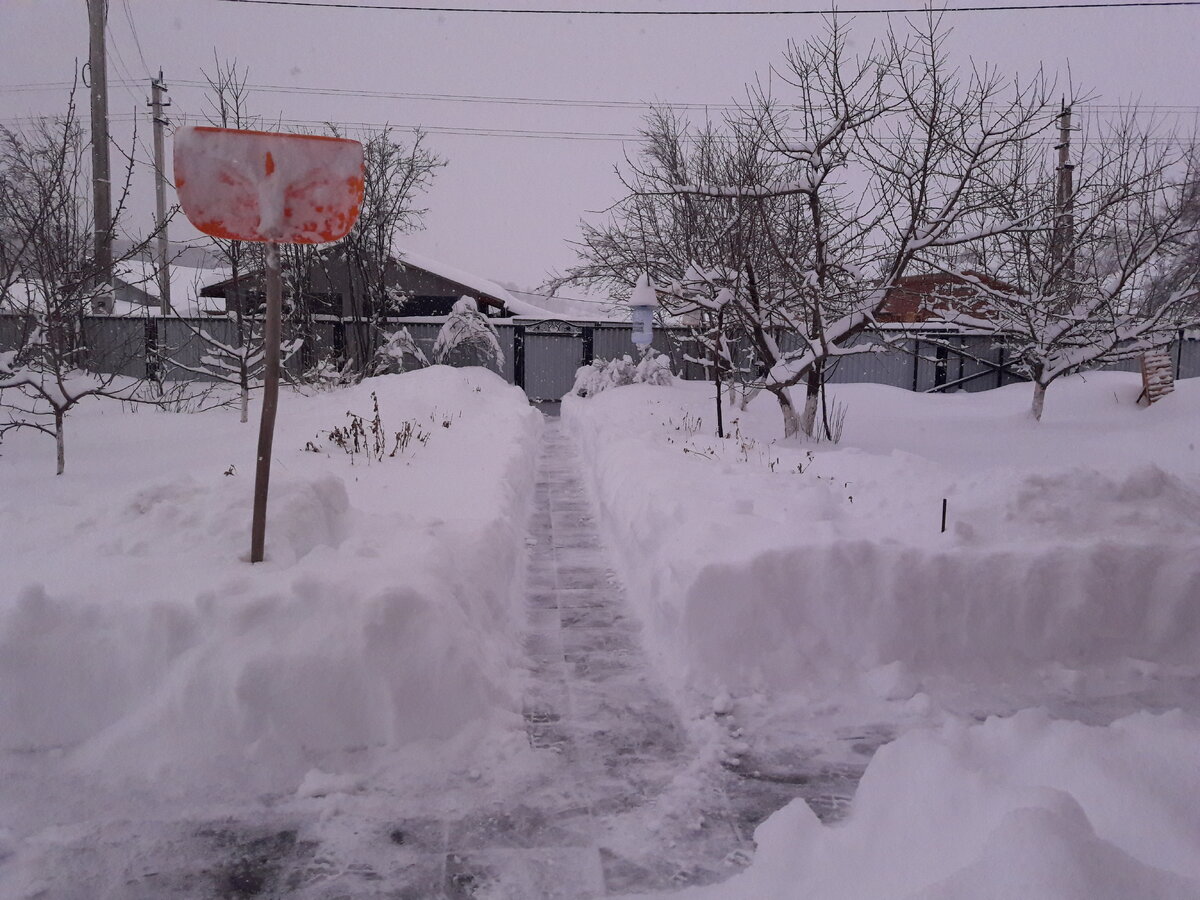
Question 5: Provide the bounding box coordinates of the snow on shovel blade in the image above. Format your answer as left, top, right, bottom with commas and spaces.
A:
174, 126, 364, 244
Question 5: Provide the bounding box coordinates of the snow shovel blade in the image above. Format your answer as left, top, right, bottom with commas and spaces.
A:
173, 126, 364, 244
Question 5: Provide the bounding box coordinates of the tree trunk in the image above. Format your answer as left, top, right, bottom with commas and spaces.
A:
800, 366, 822, 438
800, 393, 819, 438
712, 328, 724, 440
240, 383, 249, 424
54, 408, 65, 475
1031, 381, 1047, 421
771, 387, 803, 439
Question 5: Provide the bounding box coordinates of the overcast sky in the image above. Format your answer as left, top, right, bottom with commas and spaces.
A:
2, 0, 1198, 300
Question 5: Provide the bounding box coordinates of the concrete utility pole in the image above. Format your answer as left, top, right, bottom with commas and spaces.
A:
150, 70, 171, 315
1053, 102, 1076, 287
87, 0, 113, 314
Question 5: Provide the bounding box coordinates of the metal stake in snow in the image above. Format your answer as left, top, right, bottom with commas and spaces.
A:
630, 273, 657, 352
174, 127, 364, 563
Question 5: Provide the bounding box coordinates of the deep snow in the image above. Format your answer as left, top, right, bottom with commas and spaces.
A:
564, 371, 1200, 898
1, 365, 1197, 898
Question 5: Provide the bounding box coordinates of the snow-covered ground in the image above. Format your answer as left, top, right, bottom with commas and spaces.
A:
564, 371, 1200, 898
0, 368, 544, 895
1, 366, 1197, 897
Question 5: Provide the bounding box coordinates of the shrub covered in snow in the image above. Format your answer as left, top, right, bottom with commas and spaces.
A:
432, 296, 504, 370
571, 350, 674, 398
371, 326, 428, 376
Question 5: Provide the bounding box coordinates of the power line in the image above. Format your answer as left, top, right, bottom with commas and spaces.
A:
6, 78, 1200, 118
167, 78, 727, 112
214, 0, 1200, 14
5, 109, 1195, 146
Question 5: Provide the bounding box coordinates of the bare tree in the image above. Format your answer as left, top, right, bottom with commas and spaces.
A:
560, 15, 1065, 439
185, 55, 267, 422
934, 111, 1200, 419
0, 89, 152, 473
329, 125, 445, 372
552, 107, 776, 431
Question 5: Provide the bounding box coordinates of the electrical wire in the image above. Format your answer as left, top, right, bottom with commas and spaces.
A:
213, 0, 1200, 15
121, 0, 154, 81
5, 79, 1200, 119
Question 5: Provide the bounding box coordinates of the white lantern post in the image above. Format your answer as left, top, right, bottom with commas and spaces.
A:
630, 272, 657, 354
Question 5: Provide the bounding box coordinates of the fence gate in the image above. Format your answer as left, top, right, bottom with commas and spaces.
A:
521, 320, 591, 401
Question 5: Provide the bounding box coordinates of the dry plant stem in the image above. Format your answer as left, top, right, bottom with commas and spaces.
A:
251, 241, 282, 563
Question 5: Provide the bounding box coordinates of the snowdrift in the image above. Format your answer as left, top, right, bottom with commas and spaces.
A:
655, 709, 1200, 900
0, 367, 541, 791
562, 374, 1200, 702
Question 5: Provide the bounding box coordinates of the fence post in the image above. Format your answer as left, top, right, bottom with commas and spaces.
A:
144, 318, 160, 382
911, 338, 921, 392
513, 325, 526, 390
582, 326, 594, 367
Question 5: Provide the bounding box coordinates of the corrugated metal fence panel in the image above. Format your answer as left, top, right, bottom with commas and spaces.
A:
525, 329, 585, 400
494, 324, 517, 384
160, 317, 238, 382
957, 336, 1009, 391
826, 335, 918, 386
592, 325, 637, 362
82, 317, 146, 378
1178, 338, 1200, 379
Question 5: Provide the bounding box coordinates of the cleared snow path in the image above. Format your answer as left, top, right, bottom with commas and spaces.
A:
432, 420, 862, 898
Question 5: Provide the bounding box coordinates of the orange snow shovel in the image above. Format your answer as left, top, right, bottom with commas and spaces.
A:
174, 127, 364, 563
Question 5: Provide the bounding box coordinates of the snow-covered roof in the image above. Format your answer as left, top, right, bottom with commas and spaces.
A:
0, 280, 50, 313
395, 248, 550, 317
114, 260, 232, 317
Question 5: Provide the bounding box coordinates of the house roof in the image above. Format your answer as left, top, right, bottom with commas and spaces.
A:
114, 260, 232, 316
394, 249, 546, 317
878, 271, 1007, 325
196, 246, 552, 317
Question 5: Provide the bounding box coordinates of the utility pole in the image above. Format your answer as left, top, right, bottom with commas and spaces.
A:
87, 0, 113, 314
1053, 101, 1076, 290
150, 70, 172, 315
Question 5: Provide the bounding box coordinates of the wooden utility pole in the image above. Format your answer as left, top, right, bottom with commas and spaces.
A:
150, 70, 172, 315
87, 0, 113, 314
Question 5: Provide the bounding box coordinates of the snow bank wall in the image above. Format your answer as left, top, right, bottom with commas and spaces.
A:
678, 539, 1200, 688
0, 368, 542, 789
562, 381, 1200, 699
666, 708, 1200, 899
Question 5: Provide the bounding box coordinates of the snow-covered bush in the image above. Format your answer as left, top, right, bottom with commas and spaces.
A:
432, 296, 504, 370
635, 349, 673, 386
571, 350, 674, 398
371, 326, 428, 376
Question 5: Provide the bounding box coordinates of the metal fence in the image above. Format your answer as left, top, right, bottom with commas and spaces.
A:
1, 313, 1197, 402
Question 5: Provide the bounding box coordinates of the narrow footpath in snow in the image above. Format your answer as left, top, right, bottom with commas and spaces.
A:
433, 420, 864, 898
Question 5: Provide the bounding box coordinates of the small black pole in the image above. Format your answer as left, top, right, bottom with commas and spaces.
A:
940, 498, 948, 534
